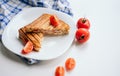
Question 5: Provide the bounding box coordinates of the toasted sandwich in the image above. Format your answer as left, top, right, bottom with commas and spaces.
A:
23, 14, 70, 35
19, 27, 43, 51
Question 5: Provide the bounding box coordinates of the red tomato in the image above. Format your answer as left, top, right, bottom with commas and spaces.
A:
21, 41, 33, 54
77, 18, 90, 29
55, 66, 65, 76
50, 15, 59, 27
65, 58, 76, 71
75, 28, 90, 43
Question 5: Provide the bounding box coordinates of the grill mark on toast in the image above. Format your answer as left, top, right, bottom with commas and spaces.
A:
31, 33, 41, 43
20, 28, 40, 51
21, 29, 38, 46
19, 33, 27, 45
20, 29, 33, 44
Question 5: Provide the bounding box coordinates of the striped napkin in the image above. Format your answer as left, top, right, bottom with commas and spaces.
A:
0, 0, 73, 64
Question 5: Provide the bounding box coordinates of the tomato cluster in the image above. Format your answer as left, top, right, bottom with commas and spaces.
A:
75, 18, 90, 43
55, 18, 91, 76
55, 58, 76, 76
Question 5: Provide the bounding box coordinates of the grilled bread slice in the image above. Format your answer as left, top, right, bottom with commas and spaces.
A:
19, 27, 43, 51
23, 14, 70, 35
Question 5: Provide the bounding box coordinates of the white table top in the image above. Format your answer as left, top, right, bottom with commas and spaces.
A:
0, 0, 120, 76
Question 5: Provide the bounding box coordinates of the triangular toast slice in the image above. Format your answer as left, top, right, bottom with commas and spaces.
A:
19, 27, 43, 51
23, 14, 70, 35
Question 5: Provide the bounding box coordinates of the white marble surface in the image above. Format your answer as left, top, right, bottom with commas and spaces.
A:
0, 0, 120, 76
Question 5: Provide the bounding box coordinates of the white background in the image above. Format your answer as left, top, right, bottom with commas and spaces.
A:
0, 0, 120, 76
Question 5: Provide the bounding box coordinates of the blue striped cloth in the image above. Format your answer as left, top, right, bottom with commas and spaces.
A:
0, 0, 73, 64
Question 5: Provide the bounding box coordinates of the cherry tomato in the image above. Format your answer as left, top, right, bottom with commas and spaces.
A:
50, 15, 59, 27
65, 58, 76, 71
75, 28, 90, 43
77, 18, 90, 29
21, 41, 33, 54
55, 66, 65, 76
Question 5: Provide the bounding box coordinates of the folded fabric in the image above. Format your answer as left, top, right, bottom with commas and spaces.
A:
0, 0, 73, 64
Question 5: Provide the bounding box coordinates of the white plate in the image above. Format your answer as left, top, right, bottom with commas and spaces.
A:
2, 7, 76, 60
